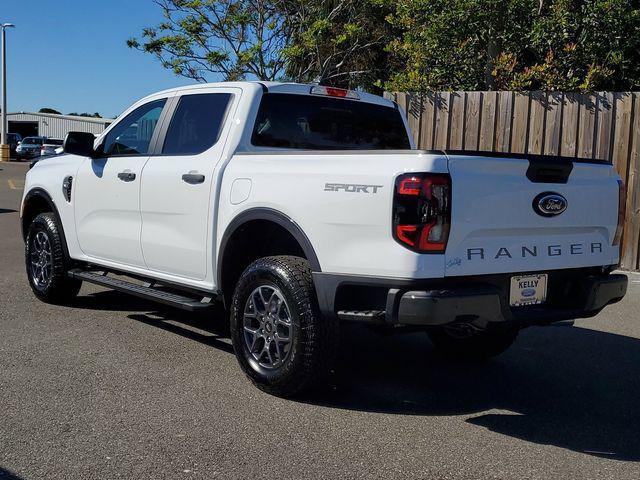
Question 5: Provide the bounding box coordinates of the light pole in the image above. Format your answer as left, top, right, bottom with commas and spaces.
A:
1, 23, 15, 162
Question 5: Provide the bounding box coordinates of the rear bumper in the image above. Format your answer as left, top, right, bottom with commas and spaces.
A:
313, 269, 627, 328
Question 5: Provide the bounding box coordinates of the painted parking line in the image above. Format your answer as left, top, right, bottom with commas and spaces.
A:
7, 179, 24, 190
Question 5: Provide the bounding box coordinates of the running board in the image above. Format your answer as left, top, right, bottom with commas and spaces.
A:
337, 310, 386, 323
68, 269, 215, 312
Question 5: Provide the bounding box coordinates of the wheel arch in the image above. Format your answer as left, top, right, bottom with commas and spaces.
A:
21, 188, 71, 259
217, 208, 321, 303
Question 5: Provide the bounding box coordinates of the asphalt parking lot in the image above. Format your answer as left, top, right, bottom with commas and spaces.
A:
1, 161, 639, 480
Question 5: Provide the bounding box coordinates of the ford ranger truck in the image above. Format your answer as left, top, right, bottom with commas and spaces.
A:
20, 82, 628, 396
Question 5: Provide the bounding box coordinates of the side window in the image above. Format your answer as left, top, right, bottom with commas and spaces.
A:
162, 93, 232, 155
103, 99, 166, 156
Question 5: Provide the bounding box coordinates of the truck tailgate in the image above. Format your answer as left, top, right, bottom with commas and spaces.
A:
444, 154, 621, 277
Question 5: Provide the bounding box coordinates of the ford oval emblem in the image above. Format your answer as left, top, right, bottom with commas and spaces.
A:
522, 288, 537, 297
533, 192, 568, 217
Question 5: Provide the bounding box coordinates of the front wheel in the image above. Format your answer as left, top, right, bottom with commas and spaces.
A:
230, 256, 338, 397
428, 324, 519, 360
25, 212, 81, 304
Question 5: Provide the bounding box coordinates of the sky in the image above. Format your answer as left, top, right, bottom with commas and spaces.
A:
1, 0, 208, 118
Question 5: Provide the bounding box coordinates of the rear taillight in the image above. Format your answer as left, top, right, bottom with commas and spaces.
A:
393, 173, 451, 253
613, 178, 626, 246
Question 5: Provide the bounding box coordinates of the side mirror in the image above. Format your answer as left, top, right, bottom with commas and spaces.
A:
63, 131, 97, 158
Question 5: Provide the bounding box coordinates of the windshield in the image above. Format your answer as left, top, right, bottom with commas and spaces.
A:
23, 137, 44, 145
251, 93, 411, 150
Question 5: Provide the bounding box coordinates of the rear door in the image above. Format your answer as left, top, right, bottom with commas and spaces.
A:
444, 154, 621, 277
139, 88, 237, 280
74, 97, 168, 267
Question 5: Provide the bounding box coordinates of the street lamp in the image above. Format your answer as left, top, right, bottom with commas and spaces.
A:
1, 23, 15, 162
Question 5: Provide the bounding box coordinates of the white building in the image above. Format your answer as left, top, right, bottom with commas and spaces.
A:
8, 112, 113, 140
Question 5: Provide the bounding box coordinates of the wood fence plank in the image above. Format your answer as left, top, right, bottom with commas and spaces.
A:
394, 92, 405, 112
419, 93, 436, 150
528, 91, 546, 154
622, 93, 640, 269
561, 93, 579, 157
495, 91, 513, 153
612, 93, 633, 184
578, 94, 597, 158
544, 92, 563, 156
511, 93, 530, 154
448, 92, 465, 150
479, 92, 497, 151
595, 92, 615, 162
433, 92, 450, 150
464, 92, 482, 151
405, 93, 422, 147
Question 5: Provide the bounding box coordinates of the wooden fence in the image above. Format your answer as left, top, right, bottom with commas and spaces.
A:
385, 91, 640, 271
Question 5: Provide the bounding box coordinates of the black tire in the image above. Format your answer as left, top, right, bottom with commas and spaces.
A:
428, 324, 519, 360
230, 256, 338, 397
25, 212, 81, 304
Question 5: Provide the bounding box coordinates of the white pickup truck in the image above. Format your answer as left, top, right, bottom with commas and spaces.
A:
21, 82, 628, 396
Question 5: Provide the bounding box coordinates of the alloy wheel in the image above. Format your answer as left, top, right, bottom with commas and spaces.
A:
243, 285, 293, 369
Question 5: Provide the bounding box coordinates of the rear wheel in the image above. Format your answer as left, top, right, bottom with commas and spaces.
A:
428, 324, 519, 360
230, 256, 338, 397
25, 212, 81, 304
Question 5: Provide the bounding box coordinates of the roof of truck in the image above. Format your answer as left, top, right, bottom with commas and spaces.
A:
151, 81, 396, 108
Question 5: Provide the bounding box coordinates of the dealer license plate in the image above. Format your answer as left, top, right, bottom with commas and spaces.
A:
510, 274, 548, 307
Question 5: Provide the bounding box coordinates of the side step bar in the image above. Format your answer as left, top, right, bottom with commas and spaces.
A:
337, 310, 386, 323
68, 269, 215, 312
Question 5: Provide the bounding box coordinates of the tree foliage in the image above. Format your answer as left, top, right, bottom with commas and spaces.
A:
387, 0, 640, 92
283, 0, 396, 91
38, 108, 62, 115
131, 0, 640, 92
127, 0, 292, 81
67, 112, 102, 118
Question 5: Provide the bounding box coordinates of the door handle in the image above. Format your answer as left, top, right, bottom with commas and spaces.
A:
117, 171, 136, 182
182, 172, 205, 184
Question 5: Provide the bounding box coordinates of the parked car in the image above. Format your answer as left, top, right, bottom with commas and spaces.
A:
40, 138, 64, 157
6, 132, 22, 157
20, 82, 628, 397
15, 136, 47, 159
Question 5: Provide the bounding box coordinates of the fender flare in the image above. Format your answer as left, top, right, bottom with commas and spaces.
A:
22, 188, 71, 259
217, 207, 321, 287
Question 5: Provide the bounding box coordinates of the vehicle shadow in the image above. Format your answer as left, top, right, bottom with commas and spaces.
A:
0, 466, 23, 479
73, 290, 639, 461
303, 323, 640, 461
72, 290, 233, 353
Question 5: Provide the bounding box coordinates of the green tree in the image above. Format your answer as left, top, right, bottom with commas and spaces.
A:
129, 0, 395, 91
386, 0, 640, 92
38, 107, 62, 114
67, 112, 102, 118
283, 0, 396, 92
127, 0, 293, 81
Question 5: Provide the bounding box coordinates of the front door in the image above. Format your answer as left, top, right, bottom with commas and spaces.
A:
140, 89, 236, 280
74, 98, 167, 268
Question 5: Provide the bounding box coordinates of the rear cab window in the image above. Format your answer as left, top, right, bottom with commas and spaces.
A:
162, 93, 232, 155
251, 93, 410, 150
